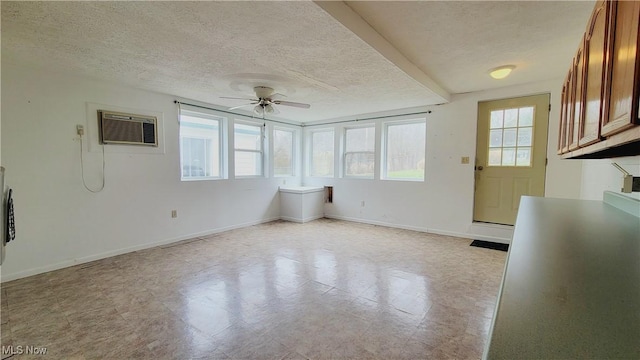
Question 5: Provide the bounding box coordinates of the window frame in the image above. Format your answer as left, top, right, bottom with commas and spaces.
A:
381, 119, 427, 182
272, 127, 296, 177
179, 109, 225, 181
308, 128, 335, 178
233, 120, 265, 178
343, 124, 376, 179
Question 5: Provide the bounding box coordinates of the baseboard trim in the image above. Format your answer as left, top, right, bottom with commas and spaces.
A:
280, 215, 325, 223
1, 216, 280, 283
324, 214, 512, 244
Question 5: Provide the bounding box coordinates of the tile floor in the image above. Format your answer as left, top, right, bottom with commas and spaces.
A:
0, 219, 507, 359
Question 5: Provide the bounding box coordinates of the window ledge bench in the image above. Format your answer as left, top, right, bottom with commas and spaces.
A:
279, 186, 325, 223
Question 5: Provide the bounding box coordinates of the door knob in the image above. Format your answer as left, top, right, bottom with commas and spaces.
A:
475, 166, 484, 171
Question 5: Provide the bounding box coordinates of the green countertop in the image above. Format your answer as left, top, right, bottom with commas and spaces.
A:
484, 195, 640, 359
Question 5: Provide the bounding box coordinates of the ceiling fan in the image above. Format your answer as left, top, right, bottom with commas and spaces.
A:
221, 86, 311, 116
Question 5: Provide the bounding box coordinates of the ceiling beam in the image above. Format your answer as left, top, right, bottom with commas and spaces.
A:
315, 1, 450, 103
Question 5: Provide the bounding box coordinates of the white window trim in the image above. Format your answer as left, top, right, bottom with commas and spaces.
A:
381, 119, 426, 182
234, 120, 265, 178
179, 109, 225, 181
343, 124, 376, 179
308, 128, 335, 178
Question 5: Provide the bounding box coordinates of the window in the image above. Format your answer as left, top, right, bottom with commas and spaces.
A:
488, 107, 534, 166
179, 111, 223, 180
344, 126, 375, 178
234, 122, 263, 177
310, 130, 334, 177
273, 128, 294, 176
383, 121, 426, 181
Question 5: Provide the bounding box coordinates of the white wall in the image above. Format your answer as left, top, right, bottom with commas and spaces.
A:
1, 62, 300, 281
580, 156, 640, 201
304, 78, 583, 242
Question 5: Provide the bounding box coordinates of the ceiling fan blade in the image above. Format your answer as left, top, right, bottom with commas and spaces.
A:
273, 100, 311, 109
220, 96, 258, 101
228, 103, 255, 111
270, 93, 287, 100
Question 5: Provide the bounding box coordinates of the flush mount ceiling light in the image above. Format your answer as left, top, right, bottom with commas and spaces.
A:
489, 65, 516, 79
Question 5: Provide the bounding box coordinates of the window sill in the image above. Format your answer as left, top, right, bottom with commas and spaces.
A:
181, 177, 225, 182
234, 175, 266, 179
381, 178, 425, 182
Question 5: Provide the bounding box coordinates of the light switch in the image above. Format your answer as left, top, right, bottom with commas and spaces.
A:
461, 156, 470, 164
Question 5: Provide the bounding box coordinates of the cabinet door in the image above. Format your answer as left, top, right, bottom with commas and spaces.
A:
580, 0, 612, 146
569, 42, 585, 151
558, 81, 568, 154
602, 0, 640, 136
566, 65, 576, 153
563, 75, 572, 153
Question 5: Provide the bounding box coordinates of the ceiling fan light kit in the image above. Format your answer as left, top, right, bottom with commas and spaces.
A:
222, 86, 311, 116
254, 103, 275, 116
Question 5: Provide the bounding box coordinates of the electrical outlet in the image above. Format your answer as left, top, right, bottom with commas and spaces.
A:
171, 210, 177, 218
76, 125, 84, 136
461, 156, 470, 164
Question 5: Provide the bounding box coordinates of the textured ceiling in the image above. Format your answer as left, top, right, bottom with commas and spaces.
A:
1, 1, 442, 123
346, 1, 595, 94
2, 1, 595, 122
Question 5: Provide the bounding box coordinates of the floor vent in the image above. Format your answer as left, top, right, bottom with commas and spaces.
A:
470, 240, 509, 252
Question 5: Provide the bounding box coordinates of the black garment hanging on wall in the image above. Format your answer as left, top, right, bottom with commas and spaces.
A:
6, 188, 15, 243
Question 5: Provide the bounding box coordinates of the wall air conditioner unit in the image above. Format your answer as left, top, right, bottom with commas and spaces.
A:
98, 110, 158, 146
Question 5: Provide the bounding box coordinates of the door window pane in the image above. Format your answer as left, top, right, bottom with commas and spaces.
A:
517, 127, 532, 146
488, 148, 502, 166
489, 130, 503, 147
519, 107, 534, 126
503, 129, 517, 147
504, 109, 518, 127
490, 111, 504, 129
487, 105, 535, 167
516, 148, 531, 166
502, 148, 516, 166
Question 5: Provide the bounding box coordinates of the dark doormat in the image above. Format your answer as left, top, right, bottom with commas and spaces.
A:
470, 240, 509, 252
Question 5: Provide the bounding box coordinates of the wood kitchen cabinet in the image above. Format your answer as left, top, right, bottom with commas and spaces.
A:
580, 0, 612, 147
602, 0, 640, 136
559, 0, 640, 159
569, 42, 585, 152
557, 78, 569, 154
558, 71, 573, 154
564, 70, 573, 153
